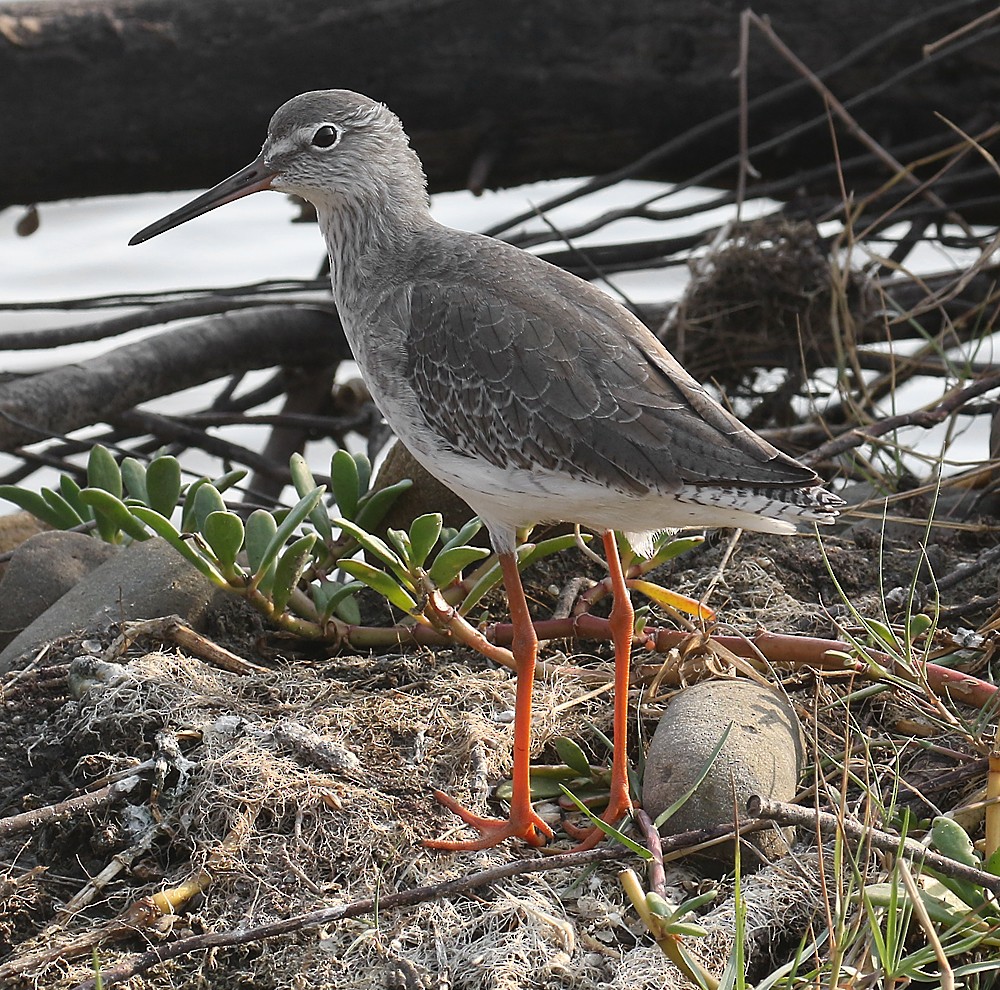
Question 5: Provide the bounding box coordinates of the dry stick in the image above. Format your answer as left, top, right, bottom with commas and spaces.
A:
105, 616, 267, 677
807, 368, 1000, 464
924, 4, 1000, 56
0, 307, 349, 452
72, 820, 758, 990
0, 774, 144, 839
635, 809, 667, 898
0, 277, 329, 314
0, 297, 295, 351
747, 10, 971, 236
934, 544, 1000, 593
537, 126, 970, 257
748, 795, 1000, 899
509, 14, 1000, 255
112, 408, 293, 482
484, 0, 986, 241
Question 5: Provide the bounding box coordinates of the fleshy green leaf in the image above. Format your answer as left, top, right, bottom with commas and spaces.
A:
192, 484, 227, 534
866, 618, 899, 652
59, 474, 93, 522
87, 445, 122, 498
354, 452, 372, 495
311, 579, 364, 622
334, 594, 361, 625
120, 458, 149, 504
554, 736, 592, 777
645, 891, 673, 918
245, 509, 278, 574
0, 486, 75, 530
40, 487, 85, 529
330, 449, 360, 520
666, 889, 718, 921
334, 517, 411, 586
441, 516, 483, 553
929, 816, 979, 867
353, 478, 413, 532
254, 487, 325, 584
495, 775, 592, 801
408, 513, 442, 569
628, 579, 715, 622
338, 559, 418, 614
984, 846, 1000, 877
428, 545, 492, 589
646, 534, 704, 567
291, 455, 333, 542
908, 612, 933, 640
271, 534, 318, 613
145, 455, 182, 517
180, 478, 209, 532
458, 536, 580, 616
78, 489, 151, 542
130, 507, 227, 585
203, 511, 246, 572
518, 533, 588, 569
212, 468, 248, 495
386, 527, 412, 566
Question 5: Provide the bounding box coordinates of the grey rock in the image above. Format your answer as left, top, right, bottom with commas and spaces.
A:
642, 679, 805, 864
0, 531, 119, 650
0, 538, 232, 674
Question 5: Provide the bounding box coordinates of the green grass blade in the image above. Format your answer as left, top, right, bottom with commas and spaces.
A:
653, 722, 733, 829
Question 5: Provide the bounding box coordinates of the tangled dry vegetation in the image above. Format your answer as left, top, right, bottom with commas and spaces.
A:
3, 9, 1000, 990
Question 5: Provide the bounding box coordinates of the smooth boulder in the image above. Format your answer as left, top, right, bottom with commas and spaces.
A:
642, 678, 805, 864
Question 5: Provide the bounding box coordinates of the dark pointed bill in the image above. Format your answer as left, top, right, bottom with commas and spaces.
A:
128, 156, 278, 245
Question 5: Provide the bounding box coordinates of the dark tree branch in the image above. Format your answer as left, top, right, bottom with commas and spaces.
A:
0, 307, 349, 451
1, 0, 998, 217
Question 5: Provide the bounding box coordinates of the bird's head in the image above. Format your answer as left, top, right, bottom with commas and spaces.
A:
129, 89, 427, 245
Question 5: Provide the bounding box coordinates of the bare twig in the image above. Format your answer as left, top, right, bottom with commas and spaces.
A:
748, 795, 1000, 898
0, 774, 145, 839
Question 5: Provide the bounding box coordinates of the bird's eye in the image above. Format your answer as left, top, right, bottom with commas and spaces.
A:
311, 124, 340, 149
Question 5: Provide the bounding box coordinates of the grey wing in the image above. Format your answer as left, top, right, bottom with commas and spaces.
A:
382, 278, 819, 496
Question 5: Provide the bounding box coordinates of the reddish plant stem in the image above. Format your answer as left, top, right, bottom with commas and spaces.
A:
339, 614, 996, 710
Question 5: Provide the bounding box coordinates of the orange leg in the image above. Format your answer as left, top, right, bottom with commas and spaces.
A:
565, 530, 635, 850
425, 550, 554, 850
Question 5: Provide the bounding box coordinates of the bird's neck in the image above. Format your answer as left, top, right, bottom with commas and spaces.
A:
317, 178, 431, 310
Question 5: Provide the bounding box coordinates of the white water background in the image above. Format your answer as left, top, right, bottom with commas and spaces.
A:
0, 162, 993, 506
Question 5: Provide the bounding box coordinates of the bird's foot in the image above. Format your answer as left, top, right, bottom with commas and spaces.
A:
423, 789, 554, 850
560, 792, 634, 851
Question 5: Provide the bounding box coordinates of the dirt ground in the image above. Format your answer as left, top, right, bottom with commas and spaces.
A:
1, 518, 997, 989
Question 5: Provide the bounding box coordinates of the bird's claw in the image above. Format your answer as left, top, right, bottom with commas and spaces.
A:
423, 789, 554, 850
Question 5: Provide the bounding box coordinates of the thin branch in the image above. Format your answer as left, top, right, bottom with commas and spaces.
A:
748, 795, 1000, 898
